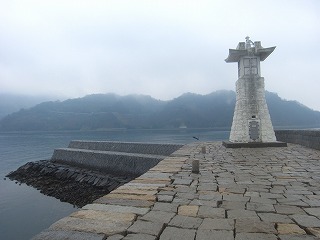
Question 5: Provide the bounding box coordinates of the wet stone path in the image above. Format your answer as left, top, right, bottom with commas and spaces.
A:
33, 142, 320, 240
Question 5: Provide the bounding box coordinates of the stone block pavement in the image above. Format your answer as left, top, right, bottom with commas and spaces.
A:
33, 142, 320, 240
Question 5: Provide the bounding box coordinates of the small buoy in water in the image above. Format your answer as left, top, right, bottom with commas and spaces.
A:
3, 177, 6, 180
15, 181, 18, 184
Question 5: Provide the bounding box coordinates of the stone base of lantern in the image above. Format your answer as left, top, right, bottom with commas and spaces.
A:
222, 141, 287, 148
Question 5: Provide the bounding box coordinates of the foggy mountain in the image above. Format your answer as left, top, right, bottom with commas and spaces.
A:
0, 91, 319, 131
0, 93, 55, 119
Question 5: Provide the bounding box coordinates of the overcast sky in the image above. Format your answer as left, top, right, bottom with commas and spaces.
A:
0, 0, 320, 110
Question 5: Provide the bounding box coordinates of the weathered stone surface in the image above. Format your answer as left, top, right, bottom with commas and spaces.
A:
159, 227, 196, 240
149, 166, 181, 173
173, 178, 193, 185
277, 199, 309, 207
277, 223, 306, 235
94, 197, 154, 208
124, 183, 166, 189
122, 233, 157, 240
152, 202, 178, 212
306, 227, 320, 237
172, 197, 191, 205
235, 233, 278, 240
278, 235, 318, 240
140, 210, 175, 224
157, 190, 176, 196
227, 209, 259, 220
198, 218, 234, 230
247, 202, 275, 212
175, 185, 195, 193
178, 205, 199, 217
198, 206, 225, 218
198, 192, 222, 201
304, 207, 320, 217
169, 215, 203, 229
235, 219, 276, 234
197, 183, 218, 191
196, 230, 234, 240
49, 215, 132, 236
176, 192, 198, 200
244, 191, 260, 197
258, 213, 293, 223
190, 199, 218, 207
107, 234, 124, 240
220, 201, 246, 210
130, 178, 171, 185
105, 193, 156, 202
157, 195, 174, 202
127, 220, 164, 236
32, 230, 106, 240
70, 210, 135, 222
223, 194, 249, 202
140, 172, 172, 179
250, 197, 276, 204
83, 204, 149, 215
291, 214, 320, 228
274, 205, 305, 215
112, 189, 158, 196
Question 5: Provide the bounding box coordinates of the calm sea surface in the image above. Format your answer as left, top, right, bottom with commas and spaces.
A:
0, 129, 229, 240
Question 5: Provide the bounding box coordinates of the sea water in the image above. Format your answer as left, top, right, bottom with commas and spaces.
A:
0, 129, 229, 240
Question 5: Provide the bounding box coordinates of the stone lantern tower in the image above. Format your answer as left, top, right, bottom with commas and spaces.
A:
223, 37, 286, 147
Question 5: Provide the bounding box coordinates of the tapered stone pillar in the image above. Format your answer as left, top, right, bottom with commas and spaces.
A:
223, 37, 286, 148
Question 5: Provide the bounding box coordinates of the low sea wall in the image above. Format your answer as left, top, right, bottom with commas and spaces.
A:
52, 149, 165, 176
68, 140, 183, 156
275, 129, 320, 150
52, 141, 184, 176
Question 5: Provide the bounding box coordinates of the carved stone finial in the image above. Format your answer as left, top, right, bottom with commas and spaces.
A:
245, 36, 254, 49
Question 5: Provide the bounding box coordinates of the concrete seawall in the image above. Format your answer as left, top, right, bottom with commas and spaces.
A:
68, 140, 183, 156
275, 130, 320, 150
52, 149, 166, 176
52, 141, 183, 176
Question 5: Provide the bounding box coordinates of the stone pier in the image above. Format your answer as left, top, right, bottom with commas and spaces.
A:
33, 141, 320, 240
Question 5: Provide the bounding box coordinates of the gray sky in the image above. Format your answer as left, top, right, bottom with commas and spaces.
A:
1, 0, 320, 110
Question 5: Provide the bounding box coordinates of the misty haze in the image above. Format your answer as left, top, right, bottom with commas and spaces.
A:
0, 1, 320, 240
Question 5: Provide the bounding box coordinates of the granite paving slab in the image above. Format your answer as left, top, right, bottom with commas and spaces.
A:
235, 219, 276, 234
122, 234, 157, 240
277, 223, 306, 235
32, 230, 106, 240
168, 215, 203, 229
127, 220, 164, 237
291, 214, 320, 228
139, 210, 175, 224
198, 218, 234, 230
198, 205, 225, 218
235, 232, 278, 240
196, 230, 234, 240
82, 203, 150, 215
177, 205, 199, 217
94, 198, 154, 208
159, 227, 196, 240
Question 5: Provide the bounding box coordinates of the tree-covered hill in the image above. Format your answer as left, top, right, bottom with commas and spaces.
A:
0, 91, 319, 131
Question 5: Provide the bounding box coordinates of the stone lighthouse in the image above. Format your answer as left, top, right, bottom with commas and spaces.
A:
223, 37, 286, 147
